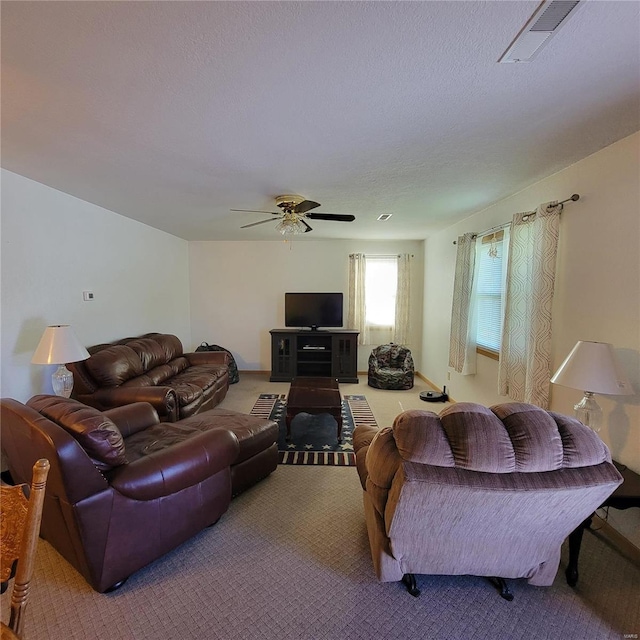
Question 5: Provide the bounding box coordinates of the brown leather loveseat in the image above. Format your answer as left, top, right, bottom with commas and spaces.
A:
0, 395, 278, 592
68, 333, 229, 421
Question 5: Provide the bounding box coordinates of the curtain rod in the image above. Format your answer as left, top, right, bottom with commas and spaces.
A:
349, 253, 414, 258
453, 194, 579, 244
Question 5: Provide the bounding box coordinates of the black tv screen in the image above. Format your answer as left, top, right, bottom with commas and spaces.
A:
285, 293, 343, 329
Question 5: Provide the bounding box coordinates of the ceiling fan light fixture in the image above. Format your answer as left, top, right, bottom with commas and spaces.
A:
275, 213, 306, 235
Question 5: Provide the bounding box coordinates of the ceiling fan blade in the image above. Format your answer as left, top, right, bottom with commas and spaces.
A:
241, 217, 282, 229
301, 219, 313, 233
306, 213, 355, 222
293, 200, 321, 214
231, 209, 280, 215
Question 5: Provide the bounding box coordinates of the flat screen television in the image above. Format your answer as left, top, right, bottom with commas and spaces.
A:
285, 292, 343, 330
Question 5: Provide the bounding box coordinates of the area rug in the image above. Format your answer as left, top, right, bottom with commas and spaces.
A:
250, 394, 378, 466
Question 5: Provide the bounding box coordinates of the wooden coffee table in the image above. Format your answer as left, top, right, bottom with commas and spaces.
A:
286, 377, 343, 443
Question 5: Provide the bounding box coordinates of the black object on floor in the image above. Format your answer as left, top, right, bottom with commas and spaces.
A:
195, 342, 239, 383
420, 386, 448, 402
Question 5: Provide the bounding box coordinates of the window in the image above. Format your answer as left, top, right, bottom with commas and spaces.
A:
475, 231, 507, 359
348, 252, 410, 345
364, 256, 398, 326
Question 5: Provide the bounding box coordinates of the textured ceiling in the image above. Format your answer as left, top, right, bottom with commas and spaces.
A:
2, 1, 639, 241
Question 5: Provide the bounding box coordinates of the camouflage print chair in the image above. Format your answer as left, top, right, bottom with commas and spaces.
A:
367, 344, 414, 390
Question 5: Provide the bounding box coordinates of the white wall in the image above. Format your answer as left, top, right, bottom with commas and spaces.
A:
0, 170, 191, 402
189, 239, 424, 372
422, 132, 640, 545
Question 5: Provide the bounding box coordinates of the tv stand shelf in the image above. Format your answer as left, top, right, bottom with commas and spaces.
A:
270, 329, 359, 383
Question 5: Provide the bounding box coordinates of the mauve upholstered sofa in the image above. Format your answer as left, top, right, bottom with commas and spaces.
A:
68, 333, 230, 422
0, 395, 278, 592
353, 402, 623, 599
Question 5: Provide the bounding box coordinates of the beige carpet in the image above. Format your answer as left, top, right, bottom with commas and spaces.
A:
2, 374, 638, 639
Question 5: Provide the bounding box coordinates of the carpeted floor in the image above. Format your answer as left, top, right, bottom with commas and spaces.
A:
1, 465, 638, 640
250, 393, 378, 466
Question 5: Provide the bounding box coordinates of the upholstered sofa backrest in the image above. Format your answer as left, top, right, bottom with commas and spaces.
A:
365, 402, 618, 527
0, 397, 109, 506
27, 395, 128, 471
70, 333, 186, 393
392, 402, 610, 473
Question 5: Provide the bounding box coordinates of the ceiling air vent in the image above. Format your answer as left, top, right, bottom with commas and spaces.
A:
498, 0, 581, 63
377, 213, 393, 221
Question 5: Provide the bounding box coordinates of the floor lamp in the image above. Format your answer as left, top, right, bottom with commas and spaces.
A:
31, 325, 90, 397
550, 341, 633, 432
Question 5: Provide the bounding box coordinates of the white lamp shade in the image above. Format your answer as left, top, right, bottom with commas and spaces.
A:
551, 341, 633, 396
31, 325, 90, 365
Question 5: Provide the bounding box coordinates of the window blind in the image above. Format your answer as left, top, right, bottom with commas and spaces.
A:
476, 234, 505, 352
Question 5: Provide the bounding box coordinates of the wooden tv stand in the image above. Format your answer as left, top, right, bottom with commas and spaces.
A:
269, 329, 359, 383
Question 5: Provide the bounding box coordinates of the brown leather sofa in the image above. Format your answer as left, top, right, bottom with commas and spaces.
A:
68, 333, 229, 421
0, 395, 279, 593
354, 402, 622, 599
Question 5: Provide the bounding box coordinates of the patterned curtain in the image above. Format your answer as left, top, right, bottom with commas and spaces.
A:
393, 254, 411, 344
448, 232, 478, 374
348, 253, 370, 345
498, 202, 562, 408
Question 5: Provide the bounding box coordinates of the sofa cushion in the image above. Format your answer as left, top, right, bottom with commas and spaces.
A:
170, 365, 227, 395
144, 361, 188, 386
192, 408, 279, 465
84, 345, 144, 387
122, 408, 278, 469
27, 395, 127, 470
490, 403, 564, 472
126, 338, 167, 371
439, 403, 516, 473
171, 382, 204, 407
149, 333, 183, 362
549, 411, 609, 467
392, 409, 454, 466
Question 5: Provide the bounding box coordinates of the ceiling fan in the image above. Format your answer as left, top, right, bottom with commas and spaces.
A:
230, 195, 355, 235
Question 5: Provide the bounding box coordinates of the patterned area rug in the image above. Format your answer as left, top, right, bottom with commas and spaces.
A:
250, 394, 377, 466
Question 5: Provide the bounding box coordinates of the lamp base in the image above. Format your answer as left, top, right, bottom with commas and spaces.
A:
52, 364, 74, 398
574, 391, 602, 433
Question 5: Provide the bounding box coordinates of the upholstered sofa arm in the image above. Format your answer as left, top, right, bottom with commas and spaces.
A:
364, 427, 403, 518
185, 351, 230, 367
75, 386, 179, 422
107, 428, 239, 500
103, 402, 160, 438
353, 423, 379, 489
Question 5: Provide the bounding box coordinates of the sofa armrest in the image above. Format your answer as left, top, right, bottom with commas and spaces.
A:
75, 386, 178, 422
353, 424, 379, 454
103, 403, 160, 438
353, 424, 380, 489
107, 428, 239, 500
185, 351, 230, 367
